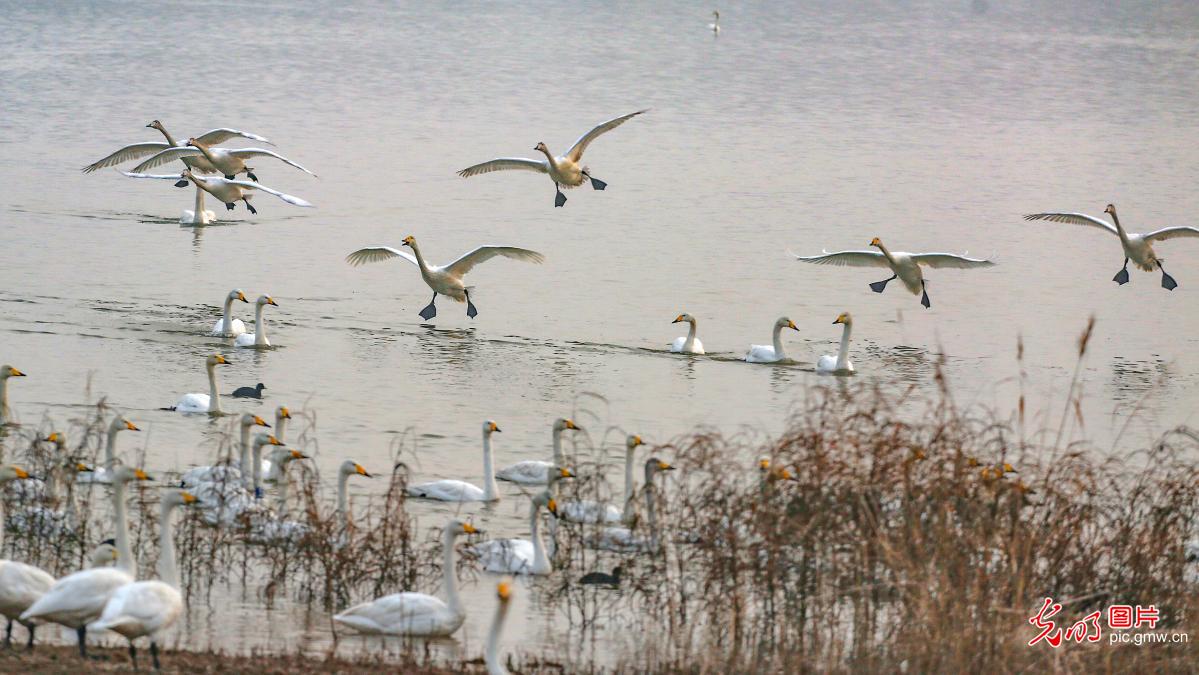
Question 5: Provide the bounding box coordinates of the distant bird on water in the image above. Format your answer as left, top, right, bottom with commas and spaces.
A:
580, 566, 622, 586
710, 10, 721, 34
232, 383, 266, 399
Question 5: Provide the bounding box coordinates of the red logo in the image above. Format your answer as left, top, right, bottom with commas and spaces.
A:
1031, 597, 1162, 648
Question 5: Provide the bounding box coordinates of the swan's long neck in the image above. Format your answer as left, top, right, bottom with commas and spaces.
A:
408, 242, 433, 277
104, 423, 121, 470
239, 424, 252, 478
275, 414, 288, 444
551, 426, 565, 465
251, 442, 264, 494
441, 526, 464, 616
221, 295, 235, 330
275, 457, 290, 515
482, 431, 499, 501
485, 596, 510, 675
191, 141, 218, 163
536, 145, 562, 173
1109, 210, 1131, 244
623, 446, 637, 523
155, 125, 179, 147
0, 376, 9, 425
876, 242, 898, 267
194, 183, 206, 216
771, 323, 787, 360
157, 500, 181, 588
836, 321, 853, 370
531, 499, 548, 573
0, 480, 6, 549
337, 470, 350, 525
113, 478, 136, 577
206, 361, 222, 414
254, 302, 268, 345
644, 465, 660, 551
685, 318, 698, 349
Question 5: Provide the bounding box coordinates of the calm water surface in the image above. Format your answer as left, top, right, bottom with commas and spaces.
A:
2, 0, 1199, 665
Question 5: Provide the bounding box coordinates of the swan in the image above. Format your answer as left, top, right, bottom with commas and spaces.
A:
589, 458, 674, 553
75, 416, 140, 485
90, 489, 199, 670
496, 418, 581, 485
267, 446, 309, 513
471, 492, 557, 575
457, 110, 647, 207
180, 413, 270, 490
169, 354, 230, 414
670, 313, 705, 354
130, 138, 316, 182
20, 465, 152, 658
793, 238, 995, 309
484, 581, 513, 675
211, 289, 250, 336
122, 169, 314, 214
7, 438, 93, 538
407, 421, 503, 502
336, 460, 374, 527
273, 406, 292, 444
346, 235, 545, 320
333, 519, 479, 636
710, 10, 721, 33
234, 295, 278, 348
559, 434, 644, 525
0, 465, 55, 649
816, 312, 856, 374
1024, 204, 1199, 290
744, 317, 799, 364
81, 120, 272, 174
0, 365, 26, 426
247, 432, 285, 495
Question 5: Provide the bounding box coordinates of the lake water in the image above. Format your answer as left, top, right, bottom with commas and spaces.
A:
2, 0, 1198, 666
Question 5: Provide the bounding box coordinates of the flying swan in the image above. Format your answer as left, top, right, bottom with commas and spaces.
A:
457, 110, 647, 207
130, 138, 316, 182
1024, 204, 1199, 290
81, 120, 272, 174
346, 235, 544, 320
816, 312, 856, 375
743, 317, 799, 364
121, 169, 314, 214
793, 238, 995, 309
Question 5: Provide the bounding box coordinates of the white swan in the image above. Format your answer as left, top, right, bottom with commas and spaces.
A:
346, 235, 545, 321
670, 313, 705, 354
267, 447, 309, 513
81, 120, 273, 174
590, 458, 674, 553
336, 460, 374, 528
0, 365, 26, 426
247, 432, 285, 495
7, 438, 92, 539
0, 465, 55, 648
1024, 204, 1199, 290
90, 489, 199, 670
20, 465, 151, 658
170, 354, 230, 414
234, 295, 278, 348
710, 10, 721, 33
496, 417, 581, 485
744, 317, 799, 364
793, 237, 995, 309
471, 492, 557, 575
408, 421, 502, 502
816, 312, 856, 374
484, 581, 512, 675
211, 289, 250, 336
273, 405, 292, 445
122, 169, 314, 214
559, 434, 644, 525
458, 110, 647, 208
131, 138, 316, 182
333, 520, 479, 636
180, 413, 270, 490
75, 416, 141, 485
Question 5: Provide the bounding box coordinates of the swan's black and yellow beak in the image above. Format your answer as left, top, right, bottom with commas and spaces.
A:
126, 421, 141, 431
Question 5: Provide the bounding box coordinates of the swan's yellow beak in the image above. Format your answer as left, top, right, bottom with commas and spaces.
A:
76, 462, 94, 472
267, 296, 278, 306
402, 236, 415, 247
497, 580, 511, 600
658, 461, 675, 471
463, 522, 479, 534
759, 458, 771, 470
564, 419, 578, 430
489, 421, 501, 433
1003, 462, 1016, 473
126, 420, 140, 431
672, 314, 685, 323
268, 435, 283, 446
632, 435, 643, 446
558, 467, 574, 478
214, 355, 228, 365
355, 463, 372, 477
290, 450, 308, 460
833, 314, 846, 324
547, 498, 558, 515
279, 406, 291, 419
134, 468, 151, 481
254, 416, 270, 427
237, 291, 248, 302
870, 237, 882, 247
12, 466, 29, 479
8, 368, 25, 377
787, 320, 799, 330
181, 491, 197, 504
44, 432, 60, 443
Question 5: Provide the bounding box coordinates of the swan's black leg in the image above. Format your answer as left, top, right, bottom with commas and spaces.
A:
554, 184, 567, 208
151, 641, 161, 670
225, 202, 236, 211
247, 170, 259, 182
244, 199, 257, 215
418, 293, 438, 320
1160, 261, 1178, 290
920, 280, 931, 309
224, 174, 236, 180
76, 626, 87, 658
129, 642, 138, 669
173, 179, 189, 188
465, 288, 479, 319
869, 274, 896, 293
583, 171, 607, 190
1113, 258, 1130, 285
25, 623, 34, 650
4, 618, 11, 649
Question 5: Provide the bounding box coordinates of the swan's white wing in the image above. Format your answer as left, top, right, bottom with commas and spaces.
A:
20, 568, 132, 624
791, 250, 889, 268
334, 592, 450, 633
82, 142, 169, 173
224, 180, 314, 207
227, 149, 317, 177
1144, 226, 1199, 242
910, 253, 995, 269
194, 128, 274, 146
120, 170, 185, 181
91, 580, 181, 636
1023, 212, 1117, 235
443, 246, 545, 277
130, 146, 204, 172
457, 157, 548, 178
566, 110, 648, 162
345, 246, 419, 268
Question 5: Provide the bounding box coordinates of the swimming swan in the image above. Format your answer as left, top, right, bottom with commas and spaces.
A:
484, 581, 513, 675
90, 489, 200, 670
332, 520, 479, 636
75, 416, 140, 485
131, 138, 316, 182
122, 169, 314, 214
710, 10, 721, 33
816, 312, 855, 375
346, 235, 544, 320
211, 289, 250, 336
590, 458, 674, 554
471, 492, 558, 575
1024, 204, 1199, 290
495, 418, 581, 485
457, 110, 647, 207
234, 295, 278, 348
170, 354, 230, 414
744, 317, 799, 364
180, 413, 270, 491
670, 313, 705, 354
407, 421, 503, 502
336, 461, 374, 528
559, 434, 645, 524
793, 238, 995, 309
81, 120, 272, 174
0, 365, 26, 426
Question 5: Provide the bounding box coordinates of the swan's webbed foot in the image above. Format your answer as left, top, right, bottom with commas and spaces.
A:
224, 174, 236, 180
244, 199, 257, 215
465, 290, 479, 319
225, 202, 236, 211
418, 293, 438, 320
589, 176, 608, 190
868, 274, 896, 293
920, 283, 931, 309
173, 180, 189, 188
247, 170, 259, 182
554, 185, 567, 208
1160, 263, 1178, 290
1113, 258, 1130, 285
